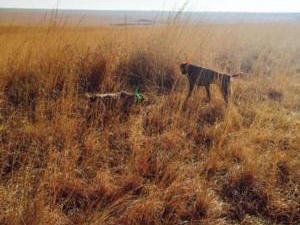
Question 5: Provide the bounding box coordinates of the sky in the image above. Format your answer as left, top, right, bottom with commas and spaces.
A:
0, 0, 300, 12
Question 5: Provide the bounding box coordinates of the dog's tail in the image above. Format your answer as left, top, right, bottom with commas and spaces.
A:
231, 72, 250, 78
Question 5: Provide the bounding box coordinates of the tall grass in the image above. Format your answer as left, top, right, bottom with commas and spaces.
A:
0, 19, 299, 225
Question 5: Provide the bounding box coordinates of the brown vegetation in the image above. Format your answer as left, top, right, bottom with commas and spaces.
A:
0, 21, 299, 225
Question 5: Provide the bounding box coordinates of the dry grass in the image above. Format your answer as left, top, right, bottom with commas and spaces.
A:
0, 20, 299, 225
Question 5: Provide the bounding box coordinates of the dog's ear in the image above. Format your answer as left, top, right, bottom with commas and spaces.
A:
180, 63, 189, 74
180, 63, 190, 74
181, 62, 187, 67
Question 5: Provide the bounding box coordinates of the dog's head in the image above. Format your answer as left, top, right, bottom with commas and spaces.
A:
180, 63, 189, 75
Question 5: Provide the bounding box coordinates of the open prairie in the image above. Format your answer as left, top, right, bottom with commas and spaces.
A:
0, 11, 300, 225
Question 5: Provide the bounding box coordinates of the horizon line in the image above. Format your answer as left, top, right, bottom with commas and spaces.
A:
1, 7, 300, 14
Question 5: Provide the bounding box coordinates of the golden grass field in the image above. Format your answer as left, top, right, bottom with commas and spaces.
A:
0, 18, 300, 225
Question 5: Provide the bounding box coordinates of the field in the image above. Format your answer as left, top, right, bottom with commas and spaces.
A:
0, 15, 300, 225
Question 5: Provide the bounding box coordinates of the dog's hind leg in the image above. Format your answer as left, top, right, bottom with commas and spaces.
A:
205, 85, 211, 102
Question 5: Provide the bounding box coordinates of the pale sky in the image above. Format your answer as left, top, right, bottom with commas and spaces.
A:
0, 0, 300, 12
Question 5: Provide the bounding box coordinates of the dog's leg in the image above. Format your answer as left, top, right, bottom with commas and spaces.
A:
187, 81, 194, 99
205, 85, 211, 102
223, 89, 229, 104
183, 81, 194, 110
221, 80, 229, 104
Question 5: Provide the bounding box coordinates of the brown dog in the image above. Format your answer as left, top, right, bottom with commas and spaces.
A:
180, 63, 242, 103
